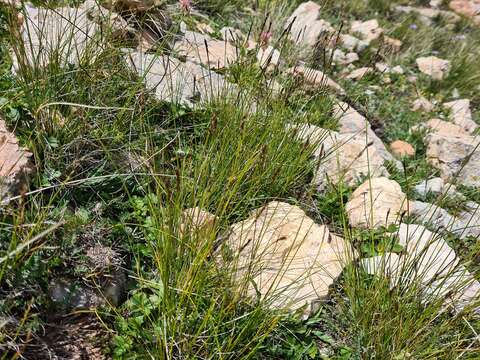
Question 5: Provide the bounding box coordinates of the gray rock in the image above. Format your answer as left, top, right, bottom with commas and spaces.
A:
414, 177, 444, 196
12, 3, 101, 72
363, 224, 480, 314
285, 1, 334, 47
125, 51, 235, 107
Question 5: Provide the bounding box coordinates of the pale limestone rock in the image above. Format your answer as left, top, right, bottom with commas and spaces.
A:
333, 102, 400, 168
424, 118, 469, 136
383, 36, 402, 53
181, 207, 216, 234
414, 177, 444, 196
292, 123, 389, 190
346, 178, 408, 229
361, 253, 403, 286
227, 201, 354, 316
443, 99, 478, 134
285, 1, 334, 47
449, 0, 480, 25
340, 34, 369, 53
126, 51, 233, 106
397, 223, 480, 313
346, 67, 373, 80
350, 19, 383, 43
317, 133, 388, 190
104, 0, 159, 11
416, 56, 450, 80
457, 201, 480, 238
174, 31, 238, 69
257, 46, 281, 70
375, 62, 389, 73
408, 200, 478, 238
394, 5, 461, 24
424, 119, 480, 187
332, 49, 358, 65
196, 23, 214, 35
391, 65, 404, 74
220, 27, 244, 42
288, 65, 345, 95
412, 97, 434, 112
390, 140, 415, 157
375, 63, 404, 75
13, 4, 101, 71
0, 118, 34, 200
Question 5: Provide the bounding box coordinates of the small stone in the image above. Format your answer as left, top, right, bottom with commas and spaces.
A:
443, 99, 478, 134
390, 140, 415, 157
340, 34, 369, 52
197, 22, 214, 34
350, 19, 383, 43
346, 67, 373, 80
424, 119, 480, 187
174, 31, 238, 69
375, 63, 404, 75
391, 65, 404, 74
383, 36, 402, 53
416, 56, 450, 80
414, 177, 444, 196
257, 46, 281, 70
105, 0, 159, 12
407, 75, 418, 83
288, 65, 345, 95
412, 97, 434, 112
334, 102, 400, 168
346, 177, 408, 229
285, 1, 334, 47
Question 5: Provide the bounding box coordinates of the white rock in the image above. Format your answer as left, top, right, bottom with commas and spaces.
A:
346, 67, 373, 80
414, 177, 445, 196
346, 177, 408, 229
126, 51, 234, 106
227, 201, 354, 316
257, 46, 281, 69
350, 19, 383, 43
396, 223, 479, 313
424, 119, 480, 187
394, 5, 461, 24
220, 27, 244, 42
340, 34, 369, 52
291, 123, 389, 190
333, 102, 400, 168
416, 56, 450, 80
443, 99, 478, 134
412, 97, 434, 112
285, 1, 334, 47
288, 65, 345, 95
332, 49, 358, 65
12, 4, 101, 71
391, 65, 404, 74
361, 253, 403, 286
174, 31, 238, 69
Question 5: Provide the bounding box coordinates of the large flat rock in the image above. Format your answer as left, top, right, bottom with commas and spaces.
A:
226, 201, 354, 316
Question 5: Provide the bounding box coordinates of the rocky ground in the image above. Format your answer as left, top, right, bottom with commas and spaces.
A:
0, 0, 480, 358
